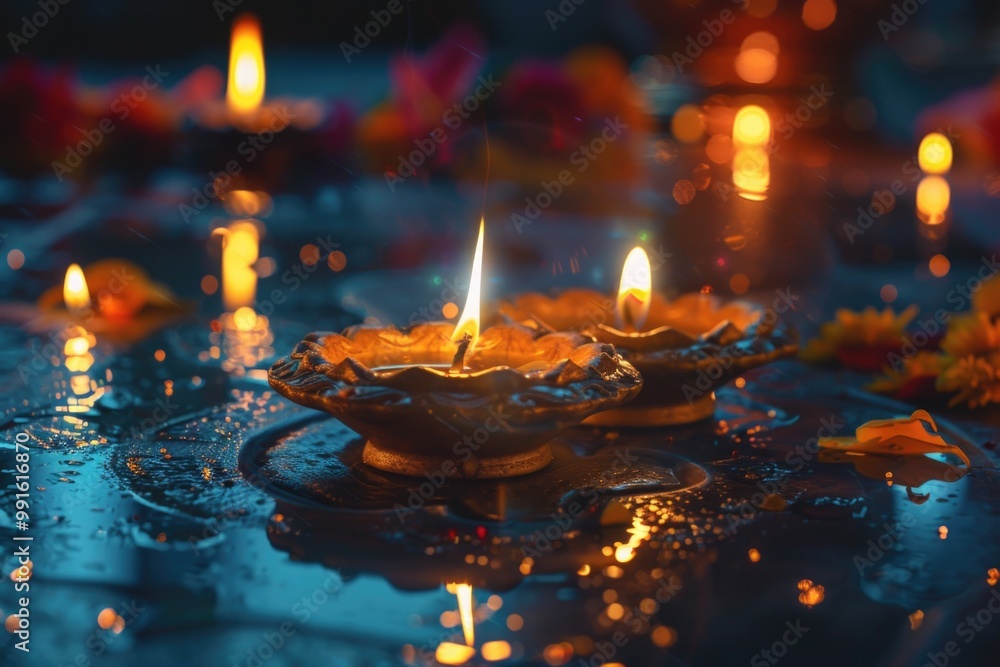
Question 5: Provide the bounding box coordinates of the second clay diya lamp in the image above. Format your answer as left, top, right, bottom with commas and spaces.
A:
498, 247, 798, 426
268, 222, 642, 479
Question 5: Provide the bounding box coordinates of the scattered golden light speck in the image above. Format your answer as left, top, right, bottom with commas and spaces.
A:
909, 610, 924, 630
97, 608, 117, 630
749, 548, 761, 563
481, 640, 512, 661
797, 579, 825, 607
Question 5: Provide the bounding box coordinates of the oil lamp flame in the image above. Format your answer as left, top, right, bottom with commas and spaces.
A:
63, 264, 91, 315
616, 246, 652, 332
452, 219, 484, 348
227, 14, 265, 116
219, 221, 260, 312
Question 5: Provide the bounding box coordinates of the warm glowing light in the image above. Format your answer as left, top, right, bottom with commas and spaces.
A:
435, 642, 475, 665
929, 254, 950, 277
63, 264, 91, 315
481, 641, 512, 661
224, 189, 272, 217
233, 306, 258, 332
909, 610, 924, 630
748, 548, 761, 563
988, 568, 999, 586
452, 219, 484, 347
671, 104, 703, 143
220, 221, 260, 311
97, 608, 117, 630
613, 514, 652, 563
64, 336, 91, 357
651, 625, 678, 648
742, 31, 780, 56
797, 579, 825, 607
450, 583, 475, 647
735, 48, 777, 84
733, 106, 771, 148
802, 0, 837, 30
227, 15, 265, 116
732, 106, 771, 200
916, 175, 950, 225
918, 132, 953, 174
616, 247, 652, 331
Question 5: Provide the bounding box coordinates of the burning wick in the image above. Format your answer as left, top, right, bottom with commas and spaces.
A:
450, 332, 472, 374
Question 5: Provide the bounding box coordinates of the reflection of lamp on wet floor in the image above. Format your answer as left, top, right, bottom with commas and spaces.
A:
211, 220, 273, 372
436, 583, 477, 665
916, 132, 953, 238
732, 105, 771, 201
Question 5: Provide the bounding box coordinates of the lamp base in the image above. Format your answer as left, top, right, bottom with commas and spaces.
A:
362, 440, 554, 479
583, 394, 716, 427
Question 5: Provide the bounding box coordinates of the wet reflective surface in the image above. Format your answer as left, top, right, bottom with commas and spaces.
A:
3, 311, 999, 666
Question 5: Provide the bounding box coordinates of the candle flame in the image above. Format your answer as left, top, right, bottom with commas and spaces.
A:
616, 246, 652, 331
63, 264, 91, 314
452, 219, 484, 348
732, 105, 771, 201
227, 14, 265, 117
916, 175, 950, 225
220, 221, 259, 311
918, 132, 953, 174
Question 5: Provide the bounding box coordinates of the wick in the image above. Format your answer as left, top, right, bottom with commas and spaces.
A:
450, 332, 472, 374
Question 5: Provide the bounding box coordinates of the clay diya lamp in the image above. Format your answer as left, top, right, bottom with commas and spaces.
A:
268, 222, 642, 478
498, 247, 797, 426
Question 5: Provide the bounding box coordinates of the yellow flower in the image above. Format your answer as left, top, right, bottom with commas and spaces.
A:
972, 274, 1000, 318
936, 353, 1000, 408
940, 311, 1000, 359
868, 351, 949, 396
801, 305, 918, 370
